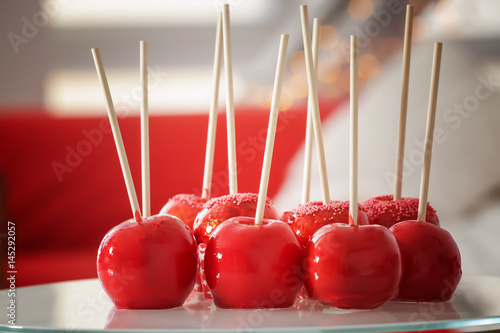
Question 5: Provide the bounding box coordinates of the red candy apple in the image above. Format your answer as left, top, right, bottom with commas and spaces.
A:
193, 192, 279, 244
160, 193, 207, 229
280, 210, 293, 223
204, 217, 303, 309
287, 200, 369, 248
390, 220, 462, 302
304, 223, 402, 309
97, 214, 198, 309
362, 195, 439, 228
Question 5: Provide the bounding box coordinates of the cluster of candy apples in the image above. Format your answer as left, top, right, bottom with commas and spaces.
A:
98, 189, 461, 310
93, 4, 461, 313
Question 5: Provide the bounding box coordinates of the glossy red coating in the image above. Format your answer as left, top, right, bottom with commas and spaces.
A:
280, 210, 293, 223
390, 220, 462, 302
304, 223, 402, 309
204, 217, 303, 309
193, 192, 279, 244
97, 214, 198, 309
197, 243, 212, 299
287, 201, 369, 248
362, 195, 439, 228
160, 193, 206, 229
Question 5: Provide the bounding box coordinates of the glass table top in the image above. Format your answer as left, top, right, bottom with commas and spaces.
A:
1, 275, 500, 332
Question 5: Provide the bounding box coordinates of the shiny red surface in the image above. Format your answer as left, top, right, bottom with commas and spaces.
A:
390, 220, 462, 302
304, 223, 402, 309
280, 210, 293, 223
287, 201, 369, 248
193, 193, 279, 244
362, 195, 440, 228
97, 214, 198, 309
160, 193, 206, 229
197, 243, 212, 299
204, 217, 303, 309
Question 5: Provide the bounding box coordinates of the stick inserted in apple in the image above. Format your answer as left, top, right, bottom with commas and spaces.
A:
204, 34, 303, 309
390, 42, 462, 302
362, 5, 440, 228
192, 5, 281, 246
304, 36, 402, 310
285, 7, 368, 250
280, 16, 321, 223
93, 45, 198, 309
160, 12, 224, 228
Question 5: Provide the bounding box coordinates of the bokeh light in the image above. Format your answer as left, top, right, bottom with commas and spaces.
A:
348, 0, 374, 21
319, 25, 339, 50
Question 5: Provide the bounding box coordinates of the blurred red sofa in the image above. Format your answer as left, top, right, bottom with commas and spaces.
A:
0, 101, 340, 287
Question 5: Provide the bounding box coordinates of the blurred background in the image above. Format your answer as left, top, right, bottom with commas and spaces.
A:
0, 0, 499, 286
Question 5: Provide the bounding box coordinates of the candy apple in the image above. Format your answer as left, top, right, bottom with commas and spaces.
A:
287, 201, 369, 248
304, 223, 402, 309
193, 192, 279, 244
204, 217, 303, 309
390, 220, 462, 302
280, 210, 293, 223
97, 214, 198, 309
160, 193, 206, 229
362, 195, 439, 228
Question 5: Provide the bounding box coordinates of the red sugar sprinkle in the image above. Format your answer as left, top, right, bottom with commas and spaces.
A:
203, 192, 273, 210
168, 194, 206, 208
293, 200, 366, 217
362, 194, 438, 226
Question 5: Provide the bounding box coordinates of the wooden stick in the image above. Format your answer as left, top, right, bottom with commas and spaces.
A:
300, 5, 330, 204
301, 18, 321, 204
202, 12, 223, 200
394, 4, 414, 201
255, 34, 289, 226
140, 41, 150, 218
222, 4, 238, 195
417, 42, 442, 222
349, 36, 359, 227
92, 48, 142, 222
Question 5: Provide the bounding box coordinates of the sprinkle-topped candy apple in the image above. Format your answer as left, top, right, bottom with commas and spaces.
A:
192, 5, 283, 245
286, 14, 362, 250
303, 33, 402, 309
204, 34, 303, 309
279, 18, 322, 231
362, 194, 439, 228
287, 200, 369, 248
193, 192, 279, 244
390, 42, 462, 302
92, 45, 197, 309
160, 12, 223, 227
361, 5, 440, 229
